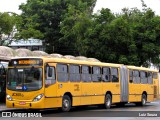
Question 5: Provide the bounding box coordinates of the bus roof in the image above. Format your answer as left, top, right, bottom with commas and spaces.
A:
127, 65, 158, 72
10, 57, 158, 71
11, 56, 123, 67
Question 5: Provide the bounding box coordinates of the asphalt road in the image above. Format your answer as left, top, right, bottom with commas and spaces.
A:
1, 100, 160, 120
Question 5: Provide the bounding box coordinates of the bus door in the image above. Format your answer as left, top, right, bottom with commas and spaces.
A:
44, 63, 58, 108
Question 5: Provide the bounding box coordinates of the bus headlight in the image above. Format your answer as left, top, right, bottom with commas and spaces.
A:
6, 94, 13, 101
33, 94, 44, 102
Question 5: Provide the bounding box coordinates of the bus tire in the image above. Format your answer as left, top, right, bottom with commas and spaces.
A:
105, 94, 112, 109
62, 95, 71, 112
136, 94, 147, 106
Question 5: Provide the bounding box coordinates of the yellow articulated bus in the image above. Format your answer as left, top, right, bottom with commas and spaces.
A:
6, 57, 159, 111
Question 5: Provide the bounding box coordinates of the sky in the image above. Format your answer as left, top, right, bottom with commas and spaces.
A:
94, 0, 160, 15
0, 0, 160, 15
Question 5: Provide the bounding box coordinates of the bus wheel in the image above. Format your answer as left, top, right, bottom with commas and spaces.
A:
105, 94, 112, 109
141, 94, 147, 106
136, 94, 147, 106
62, 95, 71, 112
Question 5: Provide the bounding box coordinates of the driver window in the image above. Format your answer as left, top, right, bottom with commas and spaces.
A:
45, 66, 56, 87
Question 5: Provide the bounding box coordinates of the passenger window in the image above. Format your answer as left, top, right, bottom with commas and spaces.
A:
81, 65, 91, 82
111, 68, 119, 82
140, 71, 147, 84
92, 66, 101, 82
148, 72, 153, 84
133, 70, 140, 83
45, 66, 56, 87
69, 65, 80, 82
129, 70, 133, 83
57, 64, 68, 82
153, 72, 158, 79
102, 67, 111, 82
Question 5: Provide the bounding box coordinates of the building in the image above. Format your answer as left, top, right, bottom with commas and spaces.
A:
8, 39, 45, 51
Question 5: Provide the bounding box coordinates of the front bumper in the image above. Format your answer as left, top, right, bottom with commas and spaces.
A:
6, 98, 44, 109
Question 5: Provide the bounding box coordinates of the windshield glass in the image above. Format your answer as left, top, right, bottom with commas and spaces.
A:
7, 67, 42, 91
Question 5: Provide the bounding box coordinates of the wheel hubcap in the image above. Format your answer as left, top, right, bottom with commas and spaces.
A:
63, 99, 69, 108
143, 98, 146, 105
106, 97, 110, 106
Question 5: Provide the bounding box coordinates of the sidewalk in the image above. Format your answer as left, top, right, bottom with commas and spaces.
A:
0, 103, 9, 111
0, 103, 18, 112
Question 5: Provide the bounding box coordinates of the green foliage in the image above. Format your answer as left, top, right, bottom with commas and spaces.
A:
80, 5, 160, 67
0, 12, 16, 45
17, 0, 160, 67
0, 12, 14, 34
18, 0, 96, 54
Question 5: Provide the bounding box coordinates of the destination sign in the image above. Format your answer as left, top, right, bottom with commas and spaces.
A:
18, 60, 39, 65
9, 59, 43, 66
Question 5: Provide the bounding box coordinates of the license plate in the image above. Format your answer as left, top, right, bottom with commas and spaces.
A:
19, 102, 26, 105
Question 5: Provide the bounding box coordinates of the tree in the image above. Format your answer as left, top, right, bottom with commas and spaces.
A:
18, 0, 96, 54
60, 0, 96, 55
17, 0, 160, 67
75, 6, 160, 67
122, 5, 160, 66
0, 12, 16, 45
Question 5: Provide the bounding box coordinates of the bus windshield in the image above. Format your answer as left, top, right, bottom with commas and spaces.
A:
7, 67, 42, 91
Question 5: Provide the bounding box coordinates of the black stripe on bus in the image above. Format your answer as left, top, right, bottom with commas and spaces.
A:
45, 94, 120, 98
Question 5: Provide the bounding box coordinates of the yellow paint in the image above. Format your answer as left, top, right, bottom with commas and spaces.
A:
6, 57, 159, 110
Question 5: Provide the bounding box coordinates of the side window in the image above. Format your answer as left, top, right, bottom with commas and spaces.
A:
69, 65, 80, 82
92, 66, 101, 82
111, 68, 119, 82
102, 67, 111, 82
81, 65, 91, 82
140, 71, 147, 84
129, 70, 133, 83
148, 72, 153, 84
133, 70, 140, 83
45, 66, 56, 87
153, 72, 158, 79
57, 64, 68, 82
